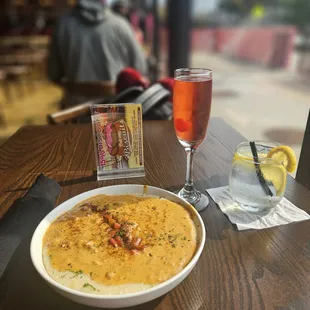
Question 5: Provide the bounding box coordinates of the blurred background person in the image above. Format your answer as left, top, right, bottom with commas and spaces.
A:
47, 0, 147, 85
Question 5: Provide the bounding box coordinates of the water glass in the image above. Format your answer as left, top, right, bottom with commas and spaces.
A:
229, 141, 287, 212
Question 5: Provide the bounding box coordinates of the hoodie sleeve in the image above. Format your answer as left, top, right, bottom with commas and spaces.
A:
117, 20, 147, 76
47, 20, 64, 84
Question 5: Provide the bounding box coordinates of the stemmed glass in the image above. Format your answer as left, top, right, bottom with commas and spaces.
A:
173, 68, 212, 211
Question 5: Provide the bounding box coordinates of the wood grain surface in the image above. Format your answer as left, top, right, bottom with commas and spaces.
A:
0, 119, 309, 310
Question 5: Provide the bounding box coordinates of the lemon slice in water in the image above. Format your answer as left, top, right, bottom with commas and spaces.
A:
260, 163, 287, 195
267, 145, 297, 173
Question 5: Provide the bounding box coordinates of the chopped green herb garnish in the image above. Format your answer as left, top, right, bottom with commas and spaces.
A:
71, 270, 83, 278
83, 283, 97, 291
115, 229, 125, 237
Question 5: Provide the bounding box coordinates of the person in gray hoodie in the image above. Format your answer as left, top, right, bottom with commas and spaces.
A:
47, 0, 147, 84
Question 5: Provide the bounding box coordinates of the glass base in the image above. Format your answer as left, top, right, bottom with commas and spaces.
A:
237, 202, 274, 214
177, 188, 209, 212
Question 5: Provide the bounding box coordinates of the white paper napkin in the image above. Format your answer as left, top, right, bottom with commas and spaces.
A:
206, 186, 310, 230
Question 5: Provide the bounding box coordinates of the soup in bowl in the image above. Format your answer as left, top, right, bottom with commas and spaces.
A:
31, 185, 206, 308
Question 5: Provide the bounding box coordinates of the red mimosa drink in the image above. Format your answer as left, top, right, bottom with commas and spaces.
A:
173, 77, 212, 147
173, 68, 212, 211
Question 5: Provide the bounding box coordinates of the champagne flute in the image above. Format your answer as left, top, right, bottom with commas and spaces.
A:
173, 68, 212, 211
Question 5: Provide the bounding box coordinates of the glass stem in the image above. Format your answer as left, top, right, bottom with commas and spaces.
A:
184, 147, 196, 194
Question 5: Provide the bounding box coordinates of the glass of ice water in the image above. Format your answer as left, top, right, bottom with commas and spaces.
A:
229, 141, 287, 212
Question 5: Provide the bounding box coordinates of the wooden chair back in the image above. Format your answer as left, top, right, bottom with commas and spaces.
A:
61, 81, 115, 109
48, 96, 112, 124
48, 86, 144, 125
296, 110, 310, 190
64, 81, 115, 97
47, 101, 97, 125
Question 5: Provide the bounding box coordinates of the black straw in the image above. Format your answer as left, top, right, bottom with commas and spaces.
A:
249, 141, 273, 197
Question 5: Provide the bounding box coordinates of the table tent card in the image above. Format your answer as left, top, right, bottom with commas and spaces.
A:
91, 104, 145, 180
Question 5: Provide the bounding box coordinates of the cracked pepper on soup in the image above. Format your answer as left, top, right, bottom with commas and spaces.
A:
43, 195, 197, 295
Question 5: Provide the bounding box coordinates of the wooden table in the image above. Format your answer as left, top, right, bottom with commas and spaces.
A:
0, 119, 309, 309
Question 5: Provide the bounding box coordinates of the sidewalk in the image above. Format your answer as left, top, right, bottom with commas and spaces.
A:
192, 52, 310, 174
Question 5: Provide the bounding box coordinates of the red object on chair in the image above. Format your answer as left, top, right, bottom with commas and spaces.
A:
158, 77, 174, 101
116, 68, 147, 94
158, 77, 174, 92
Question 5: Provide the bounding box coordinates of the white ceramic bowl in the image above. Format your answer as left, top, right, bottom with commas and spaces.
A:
30, 185, 206, 308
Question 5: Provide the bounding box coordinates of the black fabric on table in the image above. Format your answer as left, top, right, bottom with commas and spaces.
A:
0, 174, 61, 278
0, 174, 100, 310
